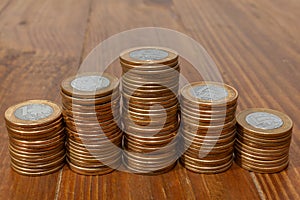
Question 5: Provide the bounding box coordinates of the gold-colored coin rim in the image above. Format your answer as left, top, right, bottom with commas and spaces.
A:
61, 72, 119, 99
180, 81, 238, 107
236, 108, 293, 136
119, 46, 178, 66
5, 100, 62, 128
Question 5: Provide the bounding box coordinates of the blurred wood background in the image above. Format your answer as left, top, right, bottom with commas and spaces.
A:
0, 0, 299, 199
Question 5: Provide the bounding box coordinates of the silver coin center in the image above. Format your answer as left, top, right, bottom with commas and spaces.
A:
191, 85, 228, 101
129, 49, 169, 61
71, 76, 110, 92
246, 112, 283, 130
14, 104, 54, 121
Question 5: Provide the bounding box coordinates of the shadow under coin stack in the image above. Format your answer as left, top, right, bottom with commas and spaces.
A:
180, 82, 238, 173
4, 100, 65, 176
61, 73, 122, 175
235, 108, 293, 173
120, 47, 180, 174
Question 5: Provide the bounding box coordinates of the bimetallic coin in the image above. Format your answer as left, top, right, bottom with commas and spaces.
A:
120, 46, 178, 66
234, 108, 292, 173
4, 100, 66, 176
236, 108, 293, 137
180, 82, 238, 108
61, 73, 123, 175
61, 72, 119, 98
120, 47, 180, 174
5, 100, 62, 128
179, 82, 238, 174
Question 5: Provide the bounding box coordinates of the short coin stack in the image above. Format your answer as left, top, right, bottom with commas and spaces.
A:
4, 100, 65, 176
120, 47, 180, 174
235, 108, 293, 173
61, 73, 122, 175
180, 82, 238, 173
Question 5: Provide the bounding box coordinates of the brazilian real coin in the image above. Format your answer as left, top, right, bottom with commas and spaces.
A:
234, 108, 293, 173
5, 100, 62, 128
179, 82, 238, 174
120, 46, 178, 66
120, 47, 180, 174
180, 81, 238, 109
61, 73, 122, 175
236, 108, 293, 138
4, 100, 66, 176
61, 72, 119, 99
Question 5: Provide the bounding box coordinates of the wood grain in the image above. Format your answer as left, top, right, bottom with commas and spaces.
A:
0, 0, 299, 199
0, 0, 91, 199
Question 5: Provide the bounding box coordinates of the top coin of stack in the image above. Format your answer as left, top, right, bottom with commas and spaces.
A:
61, 72, 122, 175
4, 100, 66, 176
180, 82, 238, 173
120, 47, 180, 174
235, 108, 293, 173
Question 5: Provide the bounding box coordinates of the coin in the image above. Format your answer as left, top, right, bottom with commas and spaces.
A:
121, 63, 180, 75
179, 82, 238, 174
180, 82, 238, 109
236, 131, 291, 148
122, 85, 178, 98
7, 121, 64, 140
180, 157, 233, 174
61, 73, 122, 175
123, 157, 177, 175
120, 47, 180, 174
4, 100, 66, 176
181, 117, 236, 134
234, 156, 289, 174
61, 72, 119, 99
181, 112, 235, 125
234, 108, 293, 173
5, 100, 62, 128
10, 161, 65, 176
61, 90, 120, 106
236, 108, 293, 138
120, 46, 178, 66
66, 158, 118, 175
180, 103, 237, 118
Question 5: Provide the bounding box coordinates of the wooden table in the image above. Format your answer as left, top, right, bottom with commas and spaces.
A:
0, 0, 299, 199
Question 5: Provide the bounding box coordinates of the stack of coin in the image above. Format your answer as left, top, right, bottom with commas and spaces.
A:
179, 82, 238, 173
4, 100, 65, 176
61, 73, 122, 175
120, 47, 180, 174
235, 108, 293, 173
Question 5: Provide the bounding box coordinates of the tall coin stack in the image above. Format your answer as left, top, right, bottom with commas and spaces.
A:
235, 108, 293, 173
180, 82, 238, 173
61, 73, 122, 175
4, 100, 65, 176
120, 47, 180, 174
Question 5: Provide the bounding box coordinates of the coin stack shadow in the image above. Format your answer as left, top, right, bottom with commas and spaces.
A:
4, 100, 65, 176
120, 47, 180, 174
61, 73, 122, 175
180, 82, 238, 173
235, 108, 293, 173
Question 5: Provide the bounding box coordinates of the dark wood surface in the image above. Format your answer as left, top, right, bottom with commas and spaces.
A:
0, 0, 299, 199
